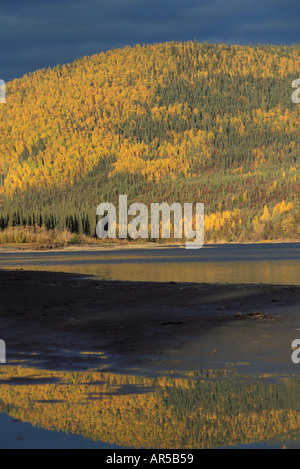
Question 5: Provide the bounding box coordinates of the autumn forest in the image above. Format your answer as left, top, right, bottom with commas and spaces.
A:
0, 41, 299, 245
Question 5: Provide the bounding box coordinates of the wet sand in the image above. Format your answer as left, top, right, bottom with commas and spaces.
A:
0, 269, 299, 374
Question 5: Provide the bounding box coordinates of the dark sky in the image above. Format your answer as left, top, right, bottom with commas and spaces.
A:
0, 0, 299, 82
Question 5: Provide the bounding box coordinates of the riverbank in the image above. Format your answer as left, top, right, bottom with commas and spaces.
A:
0, 238, 299, 253
1, 269, 299, 375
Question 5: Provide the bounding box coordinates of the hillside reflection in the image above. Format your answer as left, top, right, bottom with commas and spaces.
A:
1, 364, 300, 448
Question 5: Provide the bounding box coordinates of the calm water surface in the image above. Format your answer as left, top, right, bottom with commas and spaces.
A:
0, 243, 299, 285
1, 363, 300, 449
0, 242, 300, 448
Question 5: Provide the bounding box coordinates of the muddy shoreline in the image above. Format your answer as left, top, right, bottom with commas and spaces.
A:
0, 269, 299, 374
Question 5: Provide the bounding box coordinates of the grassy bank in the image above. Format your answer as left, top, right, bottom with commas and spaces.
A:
0, 219, 299, 250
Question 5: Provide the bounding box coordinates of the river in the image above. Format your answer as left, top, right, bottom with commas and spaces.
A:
0, 242, 300, 449
0, 242, 299, 285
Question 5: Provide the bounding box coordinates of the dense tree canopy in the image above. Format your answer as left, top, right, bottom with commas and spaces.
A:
0, 41, 299, 242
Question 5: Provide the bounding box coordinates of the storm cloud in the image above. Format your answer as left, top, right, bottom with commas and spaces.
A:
0, 0, 299, 81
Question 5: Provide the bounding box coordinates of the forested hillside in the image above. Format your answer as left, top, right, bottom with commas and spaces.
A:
0, 41, 299, 244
